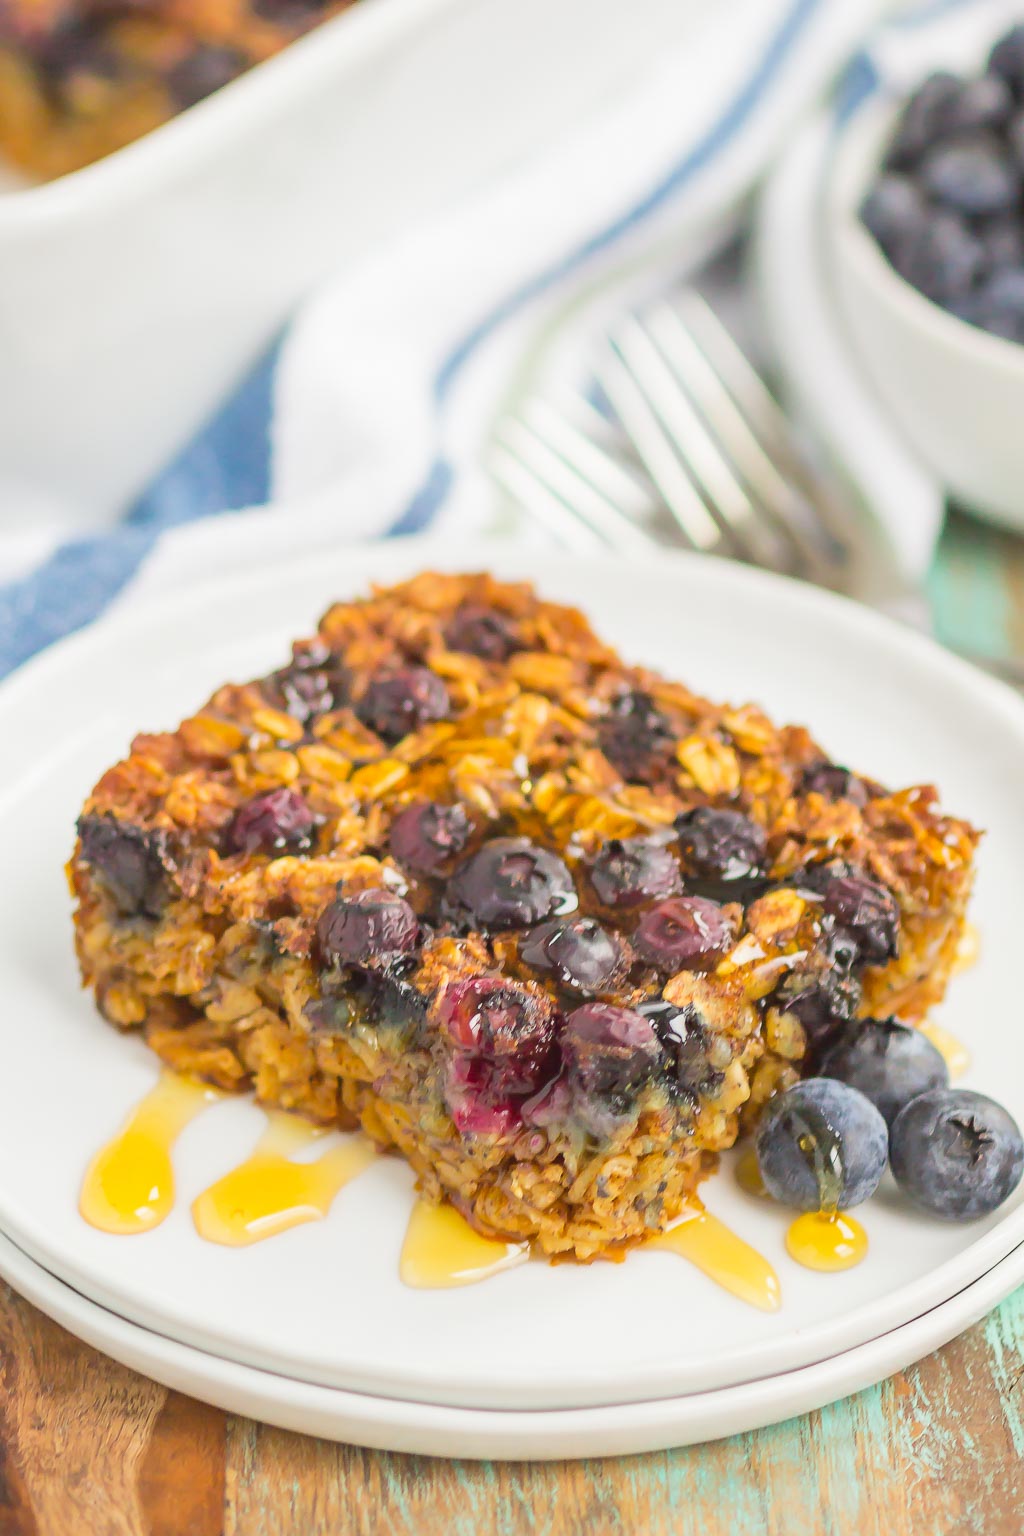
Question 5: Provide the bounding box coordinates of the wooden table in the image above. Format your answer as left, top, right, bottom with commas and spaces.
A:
3, 513, 1023, 1536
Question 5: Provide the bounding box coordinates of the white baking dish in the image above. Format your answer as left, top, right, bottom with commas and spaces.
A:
0, 0, 704, 528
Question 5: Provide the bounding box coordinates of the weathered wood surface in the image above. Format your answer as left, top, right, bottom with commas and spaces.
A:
0, 512, 1020, 1535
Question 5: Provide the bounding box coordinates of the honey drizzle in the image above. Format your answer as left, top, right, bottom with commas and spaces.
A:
919, 1020, 970, 1080
191, 1114, 377, 1247
80, 1072, 222, 1236
786, 1210, 867, 1272
400, 1199, 529, 1288
735, 1148, 768, 1198
647, 1209, 782, 1312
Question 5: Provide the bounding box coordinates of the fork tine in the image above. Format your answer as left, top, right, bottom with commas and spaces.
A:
645, 300, 843, 575
490, 431, 608, 553
602, 317, 794, 568
594, 338, 725, 555
520, 397, 659, 542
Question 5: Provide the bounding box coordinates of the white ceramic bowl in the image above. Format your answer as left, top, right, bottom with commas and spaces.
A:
827, 84, 1024, 533
0, 0, 702, 525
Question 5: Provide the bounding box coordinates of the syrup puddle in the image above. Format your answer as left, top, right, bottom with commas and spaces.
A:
192, 1113, 376, 1247
919, 1020, 970, 1080
954, 922, 980, 975
647, 1209, 781, 1312
786, 1211, 867, 1273
400, 1199, 528, 1288
80, 1072, 222, 1235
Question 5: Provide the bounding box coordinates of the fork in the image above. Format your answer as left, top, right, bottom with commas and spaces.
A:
491, 291, 1024, 689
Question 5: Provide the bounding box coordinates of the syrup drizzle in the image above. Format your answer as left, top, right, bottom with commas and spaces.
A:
192, 1114, 376, 1247
647, 1209, 782, 1312
80, 1072, 222, 1235
919, 1020, 970, 1080
954, 922, 980, 975
735, 1148, 768, 1198
400, 1198, 529, 1288
786, 1210, 867, 1272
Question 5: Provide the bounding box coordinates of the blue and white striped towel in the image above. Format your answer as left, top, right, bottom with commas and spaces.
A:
0, 0, 978, 682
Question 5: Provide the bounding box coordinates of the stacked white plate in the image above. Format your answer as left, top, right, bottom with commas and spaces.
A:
2, 540, 1022, 1459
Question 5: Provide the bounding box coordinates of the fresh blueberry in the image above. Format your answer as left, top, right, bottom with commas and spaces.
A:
1007, 110, 1024, 170
639, 999, 725, 1100
437, 977, 559, 1096
633, 896, 733, 973
675, 807, 767, 897
225, 787, 315, 857
973, 267, 1024, 342
799, 762, 869, 807
444, 605, 521, 662
817, 1017, 948, 1127
446, 837, 577, 930
920, 135, 1020, 217
891, 210, 985, 304
755, 1078, 889, 1211
860, 174, 927, 264
561, 1003, 662, 1136
945, 73, 1014, 134
890, 1089, 1024, 1219
388, 800, 472, 876
884, 72, 962, 169
597, 690, 675, 781
976, 211, 1024, 273
77, 814, 170, 919
988, 25, 1024, 97
317, 887, 419, 966
520, 915, 621, 993
821, 875, 899, 965
355, 667, 450, 743
589, 835, 681, 908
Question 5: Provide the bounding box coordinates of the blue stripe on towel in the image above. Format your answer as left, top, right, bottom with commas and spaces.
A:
0, 0, 828, 676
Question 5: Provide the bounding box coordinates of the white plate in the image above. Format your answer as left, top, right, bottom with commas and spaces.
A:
1, 1222, 1021, 1460
1, 540, 1022, 1411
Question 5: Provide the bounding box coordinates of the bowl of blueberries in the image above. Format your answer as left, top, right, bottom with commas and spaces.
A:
828, 23, 1024, 531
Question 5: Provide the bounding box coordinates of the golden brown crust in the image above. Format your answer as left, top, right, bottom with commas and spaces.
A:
69, 571, 979, 1258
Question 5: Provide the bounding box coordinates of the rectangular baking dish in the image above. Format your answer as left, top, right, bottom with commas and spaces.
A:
0, 0, 704, 528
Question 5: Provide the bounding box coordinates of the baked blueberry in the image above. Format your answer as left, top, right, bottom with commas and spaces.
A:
437, 977, 559, 1095
799, 762, 868, 807
388, 800, 472, 876
675, 807, 767, 897
225, 787, 315, 856
988, 24, 1024, 97
520, 916, 621, 993
817, 1017, 948, 1127
890, 1089, 1024, 1219
755, 1079, 888, 1211
821, 875, 899, 964
168, 45, 246, 108
444, 606, 520, 662
633, 896, 733, 973
597, 691, 674, 781
77, 814, 170, 919
446, 837, 577, 930
638, 999, 724, 1099
562, 1003, 662, 1136
773, 922, 863, 1044
589, 836, 681, 908
355, 667, 450, 743
317, 887, 419, 966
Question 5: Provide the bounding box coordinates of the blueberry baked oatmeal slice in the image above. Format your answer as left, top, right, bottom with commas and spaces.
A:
69, 573, 979, 1259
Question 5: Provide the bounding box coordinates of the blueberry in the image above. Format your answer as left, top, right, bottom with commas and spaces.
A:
821, 875, 899, 965
589, 835, 681, 908
818, 1017, 948, 1127
891, 1089, 1024, 1219
891, 211, 985, 304
675, 807, 767, 897
755, 1079, 888, 1211
388, 800, 472, 876
639, 999, 724, 1100
437, 977, 559, 1096
860, 174, 927, 264
168, 46, 246, 109
633, 896, 733, 973
1007, 110, 1024, 170
444, 605, 520, 662
597, 691, 674, 781
446, 837, 577, 930
355, 667, 450, 743
317, 887, 419, 966
799, 762, 868, 807
562, 1003, 662, 1136
972, 267, 1024, 342
520, 915, 621, 992
225, 787, 315, 856
77, 814, 171, 919
988, 25, 1024, 97
884, 72, 962, 169
773, 921, 863, 1044
976, 211, 1024, 273
920, 135, 1020, 217
945, 73, 1014, 134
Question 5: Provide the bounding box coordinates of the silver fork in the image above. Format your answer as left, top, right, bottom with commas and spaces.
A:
490, 290, 1024, 689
